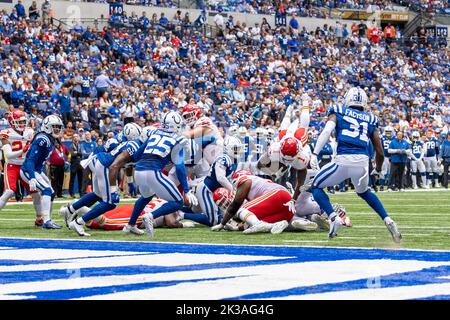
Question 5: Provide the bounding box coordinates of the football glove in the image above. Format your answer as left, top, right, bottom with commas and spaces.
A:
185, 190, 198, 207
29, 178, 37, 192
310, 153, 320, 171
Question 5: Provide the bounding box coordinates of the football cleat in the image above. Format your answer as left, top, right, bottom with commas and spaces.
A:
386, 220, 402, 243
328, 215, 343, 239
290, 217, 318, 231
69, 220, 91, 237
270, 220, 289, 234
311, 213, 329, 230
243, 221, 272, 234
59, 203, 77, 227
34, 218, 44, 227
333, 204, 352, 227
141, 213, 155, 238
42, 220, 62, 230
122, 224, 145, 235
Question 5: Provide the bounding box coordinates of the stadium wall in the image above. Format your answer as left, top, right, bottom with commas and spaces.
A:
0, 0, 362, 31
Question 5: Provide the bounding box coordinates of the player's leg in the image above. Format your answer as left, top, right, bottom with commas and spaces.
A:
410, 160, 418, 189
71, 162, 116, 236
183, 182, 219, 226
431, 158, 440, 187
21, 170, 60, 229
380, 158, 389, 191
417, 160, 427, 188
424, 157, 432, 186
0, 164, 19, 210
150, 170, 185, 218
126, 170, 155, 232
351, 167, 401, 243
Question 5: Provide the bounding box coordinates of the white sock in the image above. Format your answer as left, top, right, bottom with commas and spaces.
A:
31, 192, 42, 217
411, 175, 417, 188
0, 190, 15, 210
76, 217, 86, 225
237, 209, 260, 226
421, 175, 427, 187
41, 195, 52, 223
178, 212, 185, 220
384, 216, 393, 224
69, 205, 76, 213
329, 211, 337, 220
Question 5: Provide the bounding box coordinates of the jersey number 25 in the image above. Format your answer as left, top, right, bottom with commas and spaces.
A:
144, 135, 177, 157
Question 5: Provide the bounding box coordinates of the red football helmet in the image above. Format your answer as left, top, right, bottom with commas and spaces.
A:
181, 105, 203, 126
7, 110, 28, 133
280, 137, 300, 162
213, 188, 232, 211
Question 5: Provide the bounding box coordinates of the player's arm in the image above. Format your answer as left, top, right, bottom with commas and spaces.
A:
174, 146, 190, 195
299, 94, 311, 129
0, 137, 26, 160
292, 168, 307, 200
370, 128, 385, 172
215, 162, 233, 191
220, 179, 251, 227
108, 150, 131, 187
21, 140, 40, 179
183, 126, 204, 139
313, 113, 336, 156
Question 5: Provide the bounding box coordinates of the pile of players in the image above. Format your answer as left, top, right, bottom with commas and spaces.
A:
0, 87, 402, 243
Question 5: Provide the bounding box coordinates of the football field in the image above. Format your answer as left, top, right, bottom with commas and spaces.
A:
0, 190, 449, 250
0, 190, 449, 300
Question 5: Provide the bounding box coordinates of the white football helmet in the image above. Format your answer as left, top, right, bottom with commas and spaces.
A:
412, 131, 420, 141
343, 87, 368, 110
162, 111, 184, 133
228, 125, 239, 136
140, 125, 156, 142
223, 136, 242, 159
384, 126, 395, 138
238, 126, 248, 137
255, 127, 265, 139
123, 123, 142, 141
42, 115, 64, 138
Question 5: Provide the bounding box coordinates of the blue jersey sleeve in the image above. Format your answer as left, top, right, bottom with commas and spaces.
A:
130, 140, 147, 163
125, 140, 140, 157
22, 136, 50, 179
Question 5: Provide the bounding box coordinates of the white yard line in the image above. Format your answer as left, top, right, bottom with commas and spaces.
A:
353, 225, 450, 230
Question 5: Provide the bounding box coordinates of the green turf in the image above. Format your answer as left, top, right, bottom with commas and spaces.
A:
0, 190, 449, 250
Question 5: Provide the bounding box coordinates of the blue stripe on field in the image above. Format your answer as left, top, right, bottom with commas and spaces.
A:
0, 238, 449, 262
0, 258, 295, 284
227, 265, 450, 300
11, 276, 240, 300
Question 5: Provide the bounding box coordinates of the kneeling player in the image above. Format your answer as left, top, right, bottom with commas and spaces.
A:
211, 171, 317, 234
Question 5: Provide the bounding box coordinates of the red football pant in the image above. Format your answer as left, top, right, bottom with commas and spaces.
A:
87, 204, 143, 230
4, 164, 31, 193
242, 189, 294, 223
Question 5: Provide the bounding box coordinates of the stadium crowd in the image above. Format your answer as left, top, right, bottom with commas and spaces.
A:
0, 1, 449, 201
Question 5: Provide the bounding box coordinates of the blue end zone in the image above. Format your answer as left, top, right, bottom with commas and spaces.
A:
0, 238, 449, 300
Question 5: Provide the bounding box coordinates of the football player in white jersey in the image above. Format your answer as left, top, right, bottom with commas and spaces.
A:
182, 105, 224, 166
409, 131, 427, 189
0, 110, 42, 225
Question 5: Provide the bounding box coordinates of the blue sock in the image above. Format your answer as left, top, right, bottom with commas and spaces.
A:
152, 200, 184, 219
128, 183, 136, 196
434, 173, 439, 183
129, 196, 152, 226
183, 213, 212, 226
82, 202, 116, 223
311, 187, 334, 216
380, 178, 385, 187
72, 192, 101, 211
357, 190, 388, 220
181, 206, 195, 213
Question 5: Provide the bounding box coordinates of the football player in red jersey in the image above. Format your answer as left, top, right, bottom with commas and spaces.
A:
0, 110, 44, 225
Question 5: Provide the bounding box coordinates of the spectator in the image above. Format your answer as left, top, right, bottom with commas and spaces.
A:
57, 87, 73, 126
93, 70, 116, 99
69, 134, 83, 198
14, 0, 25, 18
41, 0, 51, 22
441, 133, 450, 189
80, 131, 96, 195
28, 1, 39, 21
388, 131, 411, 191
48, 140, 69, 198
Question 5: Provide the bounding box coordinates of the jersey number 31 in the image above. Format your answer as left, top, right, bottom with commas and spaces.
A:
342, 116, 369, 142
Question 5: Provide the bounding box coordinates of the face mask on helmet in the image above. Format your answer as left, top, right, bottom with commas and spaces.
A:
213, 188, 232, 211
